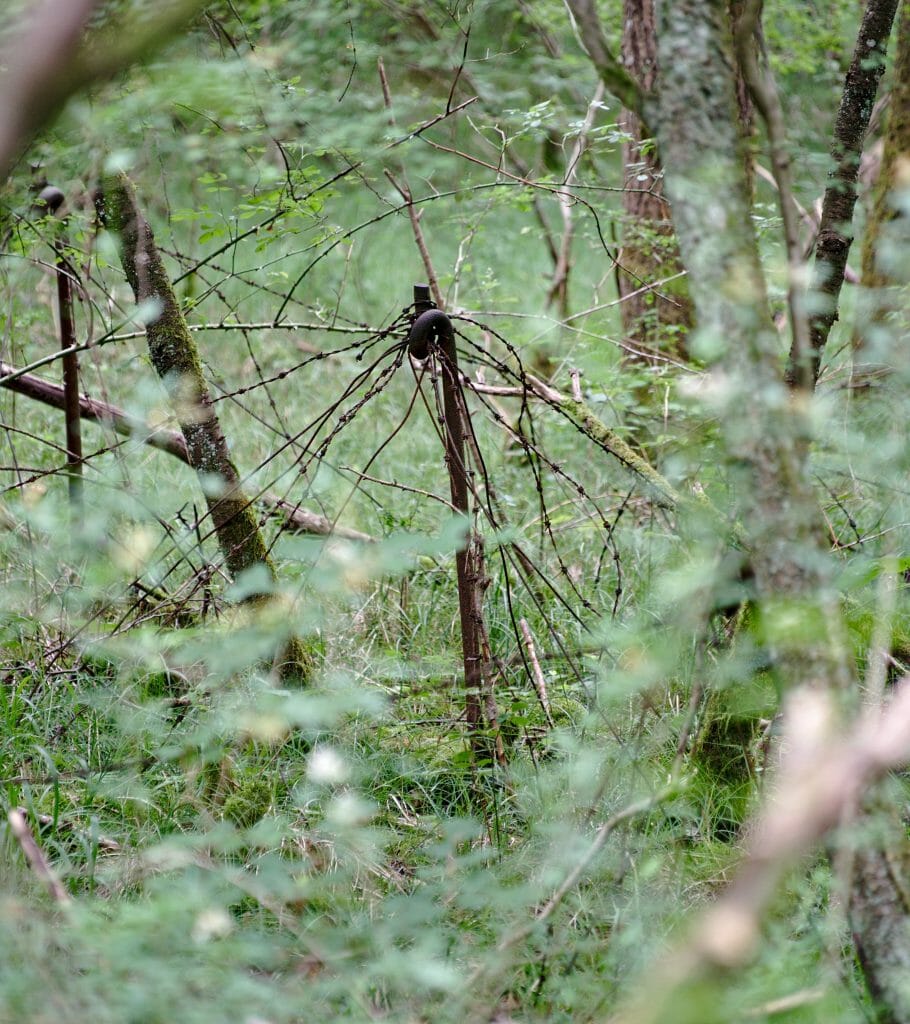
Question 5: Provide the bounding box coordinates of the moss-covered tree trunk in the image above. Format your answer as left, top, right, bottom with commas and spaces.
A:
101, 172, 311, 684
654, 4, 909, 1019
571, 0, 910, 1016
615, 1, 756, 363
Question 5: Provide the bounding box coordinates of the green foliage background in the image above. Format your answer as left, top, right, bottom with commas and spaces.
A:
1, 1, 905, 1021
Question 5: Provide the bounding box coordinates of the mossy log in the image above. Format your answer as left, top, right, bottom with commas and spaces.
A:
101, 171, 311, 684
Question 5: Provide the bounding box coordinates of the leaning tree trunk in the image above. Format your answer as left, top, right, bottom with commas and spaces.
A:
616, 0, 693, 360
101, 172, 312, 684
854, 0, 910, 379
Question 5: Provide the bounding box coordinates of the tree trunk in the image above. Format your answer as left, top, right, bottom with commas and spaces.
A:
617, 0, 755, 362
101, 172, 312, 684
653, 5, 910, 1019
786, 0, 900, 388
851, 842, 910, 1024
854, 0, 910, 379
617, 0, 693, 359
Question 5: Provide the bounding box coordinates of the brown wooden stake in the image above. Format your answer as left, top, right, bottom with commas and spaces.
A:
38, 185, 82, 507
408, 284, 489, 762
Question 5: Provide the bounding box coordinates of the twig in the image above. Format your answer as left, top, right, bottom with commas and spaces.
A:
519, 618, 556, 728
547, 81, 606, 313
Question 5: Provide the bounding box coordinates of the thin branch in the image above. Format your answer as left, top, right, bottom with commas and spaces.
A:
519, 618, 556, 728
547, 81, 606, 313
378, 57, 444, 308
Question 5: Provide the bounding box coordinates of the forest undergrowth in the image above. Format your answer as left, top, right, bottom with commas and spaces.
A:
2, 2, 908, 1022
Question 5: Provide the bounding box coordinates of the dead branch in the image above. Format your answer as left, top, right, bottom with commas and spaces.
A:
547, 81, 606, 314
7, 808, 71, 906
519, 618, 556, 728
0, 360, 374, 542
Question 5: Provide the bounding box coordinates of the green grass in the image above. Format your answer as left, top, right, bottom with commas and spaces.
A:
0, 12, 898, 1018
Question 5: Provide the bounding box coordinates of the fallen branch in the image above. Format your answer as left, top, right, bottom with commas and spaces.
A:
0, 360, 374, 543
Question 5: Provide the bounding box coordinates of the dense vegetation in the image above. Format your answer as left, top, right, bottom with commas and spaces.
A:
2, 2, 910, 1021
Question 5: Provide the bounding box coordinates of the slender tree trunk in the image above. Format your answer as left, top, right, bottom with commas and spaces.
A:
854, 0, 910, 379
786, 0, 899, 388
101, 172, 312, 683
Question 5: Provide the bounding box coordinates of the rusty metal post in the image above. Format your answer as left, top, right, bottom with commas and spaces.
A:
407, 284, 486, 755
39, 186, 82, 507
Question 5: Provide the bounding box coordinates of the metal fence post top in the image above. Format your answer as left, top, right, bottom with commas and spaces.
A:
413, 282, 434, 312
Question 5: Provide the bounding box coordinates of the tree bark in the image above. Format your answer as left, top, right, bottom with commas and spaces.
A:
851, 842, 910, 1023
571, 7, 910, 1023
617, 0, 693, 359
654, 2, 834, 621
786, 0, 900, 388
854, 0, 910, 377
101, 172, 312, 683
